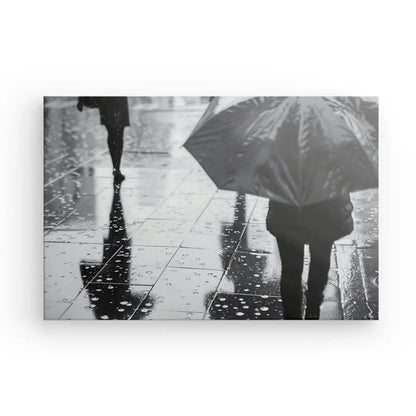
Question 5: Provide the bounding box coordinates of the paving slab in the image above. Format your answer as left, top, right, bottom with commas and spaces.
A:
145, 267, 223, 313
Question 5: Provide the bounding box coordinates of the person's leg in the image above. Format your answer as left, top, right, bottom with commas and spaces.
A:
306, 239, 334, 319
276, 235, 304, 320
106, 126, 125, 176
106, 126, 118, 169
112, 126, 124, 172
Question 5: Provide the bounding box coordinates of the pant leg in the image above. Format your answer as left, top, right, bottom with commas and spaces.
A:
106, 125, 124, 171
275, 234, 304, 320
306, 238, 334, 318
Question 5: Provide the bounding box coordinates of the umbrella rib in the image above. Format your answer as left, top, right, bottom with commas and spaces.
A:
297, 98, 304, 207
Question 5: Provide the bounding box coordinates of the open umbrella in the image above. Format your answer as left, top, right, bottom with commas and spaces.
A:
184, 96, 378, 207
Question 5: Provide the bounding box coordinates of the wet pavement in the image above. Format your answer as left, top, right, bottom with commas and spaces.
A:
44, 98, 379, 320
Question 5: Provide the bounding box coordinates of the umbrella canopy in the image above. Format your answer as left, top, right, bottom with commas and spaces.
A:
184, 96, 378, 207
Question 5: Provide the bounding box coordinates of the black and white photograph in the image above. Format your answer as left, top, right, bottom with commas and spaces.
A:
44, 96, 378, 320
3, 1, 416, 415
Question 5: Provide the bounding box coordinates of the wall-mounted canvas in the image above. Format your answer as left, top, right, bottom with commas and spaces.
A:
44, 97, 378, 320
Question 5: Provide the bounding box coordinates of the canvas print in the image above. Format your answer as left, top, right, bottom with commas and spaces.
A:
44, 97, 378, 320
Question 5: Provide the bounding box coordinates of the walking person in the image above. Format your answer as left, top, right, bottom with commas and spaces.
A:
266, 188, 354, 319
77, 97, 129, 181
185, 97, 377, 320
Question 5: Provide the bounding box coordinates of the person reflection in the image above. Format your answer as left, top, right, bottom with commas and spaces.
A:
220, 194, 247, 271
206, 194, 274, 319
79, 182, 141, 320
227, 196, 276, 297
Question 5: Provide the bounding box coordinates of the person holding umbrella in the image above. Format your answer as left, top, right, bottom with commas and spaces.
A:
266, 186, 354, 319
185, 96, 378, 320
77, 97, 129, 181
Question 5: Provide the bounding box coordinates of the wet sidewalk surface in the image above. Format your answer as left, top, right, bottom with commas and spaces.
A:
44, 99, 378, 320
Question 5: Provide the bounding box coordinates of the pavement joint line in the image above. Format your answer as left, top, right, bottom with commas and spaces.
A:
60, 304, 73, 319
44, 194, 97, 232
54, 242, 126, 313
215, 293, 281, 299
44, 194, 61, 206
82, 245, 126, 291
144, 178, 224, 313
136, 308, 208, 315
204, 195, 252, 314
167, 265, 225, 272
44, 154, 67, 167
235, 250, 276, 255
87, 282, 154, 287
327, 280, 341, 289
44, 150, 107, 188
168, 166, 197, 194
44, 240, 103, 244
132, 168, 197, 214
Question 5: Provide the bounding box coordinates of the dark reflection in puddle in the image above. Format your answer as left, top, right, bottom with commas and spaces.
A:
142, 267, 222, 314
61, 283, 149, 320
208, 293, 283, 320
62, 182, 153, 319
137, 310, 204, 320
218, 195, 249, 270
237, 223, 278, 253
218, 252, 280, 296
204, 195, 282, 316
44, 242, 106, 305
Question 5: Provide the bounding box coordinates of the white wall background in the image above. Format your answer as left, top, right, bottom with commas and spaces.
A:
1, 1, 414, 415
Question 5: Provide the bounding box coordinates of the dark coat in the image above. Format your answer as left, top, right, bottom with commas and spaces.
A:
266, 193, 354, 244
78, 97, 130, 128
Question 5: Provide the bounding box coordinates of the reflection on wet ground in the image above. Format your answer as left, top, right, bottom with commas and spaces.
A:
209, 294, 283, 320
44, 99, 378, 320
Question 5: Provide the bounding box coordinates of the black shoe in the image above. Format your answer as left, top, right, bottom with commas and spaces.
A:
113, 169, 125, 182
